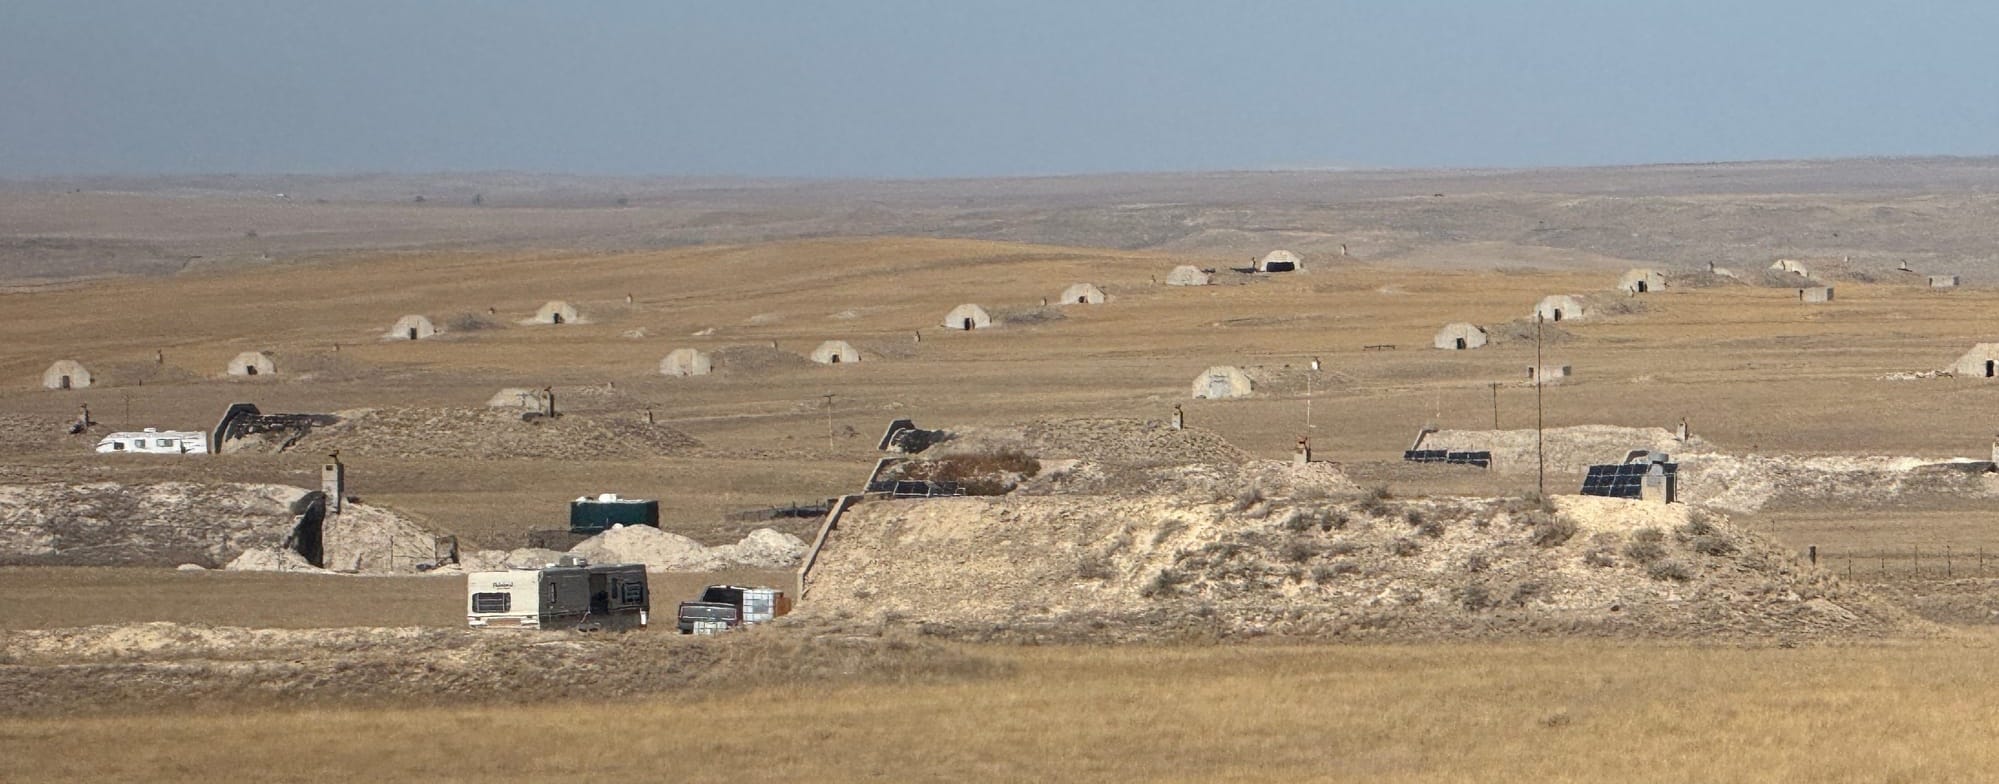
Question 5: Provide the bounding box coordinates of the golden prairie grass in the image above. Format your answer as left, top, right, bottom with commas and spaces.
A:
6, 638, 1999, 783
9, 237, 1999, 551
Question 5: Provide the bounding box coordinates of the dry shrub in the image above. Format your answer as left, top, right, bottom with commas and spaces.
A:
1229, 482, 1266, 513
1529, 513, 1577, 548
1326, 538, 1362, 557
1140, 568, 1191, 597
1647, 559, 1695, 582
1458, 583, 1498, 611
1075, 554, 1116, 581
1623, 528, 1668, 563
1390, 537, 1422, 557
1281, 538, 1321, 564
1690, 535, 1737, 557
1313, 561, 1360, 583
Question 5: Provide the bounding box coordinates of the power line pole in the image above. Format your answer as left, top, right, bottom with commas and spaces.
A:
820, 393, 836, 453
1535, 313, 1546, 496
1490, 382, 1500, 430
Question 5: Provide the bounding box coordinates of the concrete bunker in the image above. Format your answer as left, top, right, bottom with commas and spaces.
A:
1533, 295, 1586, 323
1618, 268, 1666, 294
942, 304, 992, 331
1949, 344, 1999, 378
1166, 265, 1212, 286
227, 351, 276, 378
1255, 250, 1301, 273
534, 300, 580, 325
387, 314, 437, 341
1190, 365, 1253, 399
659, 348, 713, 377
1433, 322, 1487, 351
1060, 283, 1106, 305
811, 340, 860, 365
42, 359, 93, 390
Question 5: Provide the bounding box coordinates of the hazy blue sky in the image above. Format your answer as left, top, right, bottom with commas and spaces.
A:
4, 1, 1996, 178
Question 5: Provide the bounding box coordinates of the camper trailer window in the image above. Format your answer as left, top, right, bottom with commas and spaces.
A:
619, 580, 645, 604
110, 443, 125, 451
471, 592, 512, 613
158, 439, 176, 449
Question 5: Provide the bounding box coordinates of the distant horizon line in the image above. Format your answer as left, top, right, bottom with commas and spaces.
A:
5, 153, 1998, 186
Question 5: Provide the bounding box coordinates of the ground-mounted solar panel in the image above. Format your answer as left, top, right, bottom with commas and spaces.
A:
1446, 451, 1492, 468
1580, 461, 1675, 499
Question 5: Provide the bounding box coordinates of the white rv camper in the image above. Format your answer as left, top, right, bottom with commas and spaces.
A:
95, 428, 209, 455
467, 558, 650, 631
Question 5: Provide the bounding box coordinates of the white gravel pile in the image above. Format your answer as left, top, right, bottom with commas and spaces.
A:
568, 526, 807, 572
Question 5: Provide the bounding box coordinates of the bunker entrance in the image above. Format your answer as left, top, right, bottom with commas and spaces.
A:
285, 491, 327, 568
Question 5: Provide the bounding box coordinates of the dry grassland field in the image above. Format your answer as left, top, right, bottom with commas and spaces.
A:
9, 165, 1999, 781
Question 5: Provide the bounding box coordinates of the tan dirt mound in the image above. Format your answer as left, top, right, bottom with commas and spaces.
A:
802, 491, 1921, 642
302, 407, 701, 460
567, 526, 807, 572
941, 419, 1249, 467
0, 482, 440, 571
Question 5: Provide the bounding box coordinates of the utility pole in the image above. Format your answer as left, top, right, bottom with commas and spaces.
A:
820, 393, 836, 453
1490, 382, 1500, 430
1535, 313, 1546, 496
1304, 367, 1314, 433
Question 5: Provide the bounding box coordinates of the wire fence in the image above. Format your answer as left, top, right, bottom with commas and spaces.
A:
1812, 545, 1999, 582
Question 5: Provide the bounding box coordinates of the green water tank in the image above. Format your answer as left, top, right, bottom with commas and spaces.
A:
569, 494, 660, 534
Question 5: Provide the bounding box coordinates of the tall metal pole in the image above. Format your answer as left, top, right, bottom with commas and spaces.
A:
1490, 382, 1500, 430
1536, 313, 1546, 495
1304, 370, 1313, 433
820, 393, 836, 453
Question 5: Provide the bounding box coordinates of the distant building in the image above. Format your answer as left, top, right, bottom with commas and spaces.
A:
1799, 286, 1834, 303
1166, 265, 1212, 286
1532, 295, 1586, 323
534, 300, 579, 325
942, 304, 992, 330
1527, 364, 1573, 381
227, 351, 276, 377
1060, 283, 1106, 305
659, 348, 713, 377
1433, 322, 1487, 350
1930, 275, 1961, 289
811, 340, 860, 365
1191, 366, 1253, 399
386, 314, 437, 341
1949, 344, 1999, 378
1255, 250, 1302, 272
1618, 269, 1666, 294
42, 359, 92, 390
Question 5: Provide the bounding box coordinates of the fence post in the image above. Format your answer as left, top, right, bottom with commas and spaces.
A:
1947, 545, 1953, 580
1914, 545, 1920, 579
1808, 545, 1818, 567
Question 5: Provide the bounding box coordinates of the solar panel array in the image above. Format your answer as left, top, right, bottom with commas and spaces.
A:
865, 478, 966, 498
1579, 461, 1677, 499
1403, 450, 1493, 468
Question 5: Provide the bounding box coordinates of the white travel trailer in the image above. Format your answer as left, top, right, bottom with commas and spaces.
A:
467, 558, 650, 631
95, 428, 209, 455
